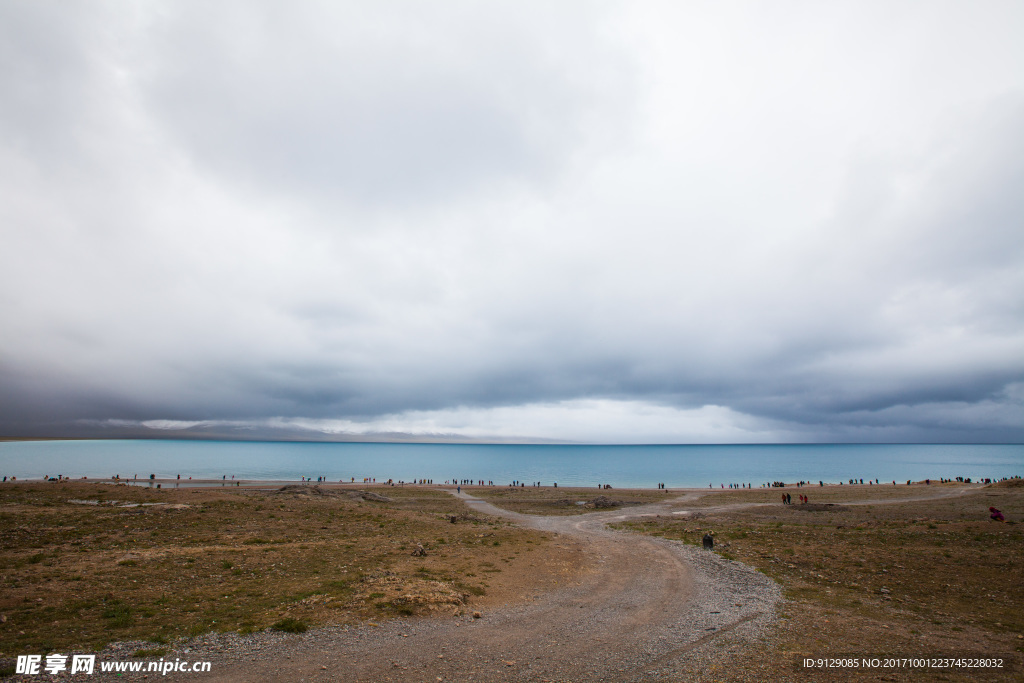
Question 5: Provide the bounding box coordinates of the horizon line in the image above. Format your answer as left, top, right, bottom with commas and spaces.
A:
3, 436, 1023, 447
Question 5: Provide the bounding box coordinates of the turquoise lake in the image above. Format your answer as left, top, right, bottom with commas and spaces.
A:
1, 440, 1022, 488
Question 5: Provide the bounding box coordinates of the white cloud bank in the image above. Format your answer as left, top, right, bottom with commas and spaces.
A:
269, 401, 789, 443
97, 387, 1024, 444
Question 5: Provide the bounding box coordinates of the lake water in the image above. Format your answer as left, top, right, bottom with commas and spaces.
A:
1, 440, 1022, 488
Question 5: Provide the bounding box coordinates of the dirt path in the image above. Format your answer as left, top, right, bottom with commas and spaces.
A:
94, 490, 778, 682
86, 486, 990, 681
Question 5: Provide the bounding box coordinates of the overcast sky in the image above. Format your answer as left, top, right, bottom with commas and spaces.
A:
2, 1, 1023, 443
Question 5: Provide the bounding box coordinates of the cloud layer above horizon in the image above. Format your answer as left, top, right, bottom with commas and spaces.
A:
2, 1, 1023, 443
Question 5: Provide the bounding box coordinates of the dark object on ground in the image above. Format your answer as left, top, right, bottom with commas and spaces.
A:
448, 512, 484, 524
702, 533, 714, 550
411, 543, 428, 556
990, 507, 1005, 521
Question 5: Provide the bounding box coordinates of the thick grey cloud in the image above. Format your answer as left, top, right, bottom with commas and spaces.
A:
2, 1, 1023, 442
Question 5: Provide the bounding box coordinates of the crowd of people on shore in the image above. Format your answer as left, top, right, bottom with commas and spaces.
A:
7, 473, 1022, 490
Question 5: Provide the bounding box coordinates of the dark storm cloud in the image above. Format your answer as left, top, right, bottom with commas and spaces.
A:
1, 1, 1023, 443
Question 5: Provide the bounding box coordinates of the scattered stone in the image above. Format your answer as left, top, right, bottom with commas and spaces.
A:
362, 570, 396, 583
276, 485, 336, 497
274, 485, 392, 503
356, 490, 392, 502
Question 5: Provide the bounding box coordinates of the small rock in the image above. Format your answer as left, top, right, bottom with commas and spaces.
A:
472, 611, 482, 619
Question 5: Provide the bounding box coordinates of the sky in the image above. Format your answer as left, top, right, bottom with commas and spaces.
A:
1, 1, 1023, 443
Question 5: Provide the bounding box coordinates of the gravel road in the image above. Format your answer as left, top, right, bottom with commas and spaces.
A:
86, 491, 783, 682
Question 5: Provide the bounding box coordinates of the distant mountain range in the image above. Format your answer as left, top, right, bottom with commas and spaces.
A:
0, 421, 569, 444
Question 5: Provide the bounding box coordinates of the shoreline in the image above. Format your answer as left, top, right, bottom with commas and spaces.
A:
1, 476, 1011, 491
4, 441, 1021, 491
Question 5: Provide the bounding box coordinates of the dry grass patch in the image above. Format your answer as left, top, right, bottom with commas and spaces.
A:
0, 482, 575, 656
615, 484, 1024, 680
472, 486, 675, 515
673, 481, 984, 509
